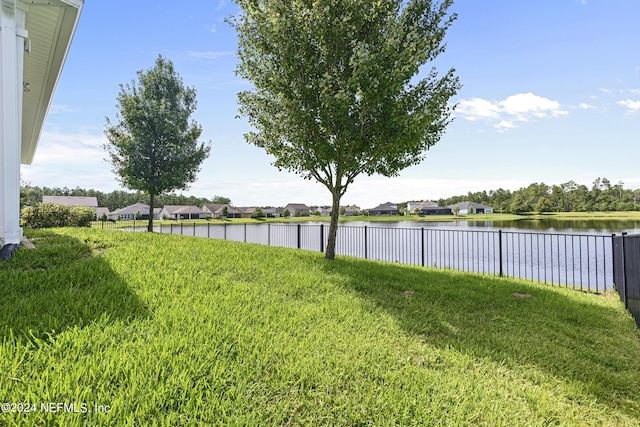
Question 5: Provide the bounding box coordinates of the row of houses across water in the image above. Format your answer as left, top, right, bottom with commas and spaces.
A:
39, 196, 494, 221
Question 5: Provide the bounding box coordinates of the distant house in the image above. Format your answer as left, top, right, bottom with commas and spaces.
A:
224, 206, 244, 219
407, 200, 451, 216
264, 207, 284, 218
42, 195, 98, 208
203, 204, 227, 219
95, 207, 111, 220
158, 205, 209, 220
407, 200, 437, 212
343, 205, 361, 216
108, 203, 158, 221
236, 207, 258, 218
284, 203, 310, 217
318, 206, 332, 217
447, 201, 493, 215
319, 205, 361, 216
368, 202, 400, 216
42, 195, 110, 220
419, 206, 452, 216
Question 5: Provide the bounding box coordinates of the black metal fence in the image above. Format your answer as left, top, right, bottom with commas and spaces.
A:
94, 220, 614, 292
612, 233, 640, 326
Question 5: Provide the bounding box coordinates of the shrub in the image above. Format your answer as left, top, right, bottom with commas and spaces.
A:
21, 203, 94, 228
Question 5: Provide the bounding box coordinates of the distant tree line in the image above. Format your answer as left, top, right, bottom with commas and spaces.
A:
434, 178, 640, 213
20, 185, 230, 212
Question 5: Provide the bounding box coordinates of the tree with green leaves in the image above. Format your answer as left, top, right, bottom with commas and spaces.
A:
252, 207, 265, 218
232, 0, 460, 259
104, 55, 211, 232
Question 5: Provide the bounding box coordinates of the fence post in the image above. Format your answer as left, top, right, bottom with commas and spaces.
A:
207, 223, 210, 238
268, 223, 271, 246
421, 227, 425, 267
180, 222, 184, 236
622, 232, 629, 309
297, 224, 301, 249
193, 223, 196, 237
244, 223, 247, 243
611, 234, 616, 292
224, 222, 227, 240
498, 230, 503, 277
320, 224, 324, 253
170, 223, 174, 235
364, 226, 368, 260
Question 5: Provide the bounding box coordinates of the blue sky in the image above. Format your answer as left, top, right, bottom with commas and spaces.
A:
22, 0, 640, 208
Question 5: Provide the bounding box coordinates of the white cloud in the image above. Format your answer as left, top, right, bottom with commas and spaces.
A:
574, 102, 596, 110
32, 130, 106, 164
499, 92, 567, 119
455, 98, 501, 121
456, 92, 567, 131
618, 99, 640, 113
21, 130, 116, 190
495, 120, 516, 132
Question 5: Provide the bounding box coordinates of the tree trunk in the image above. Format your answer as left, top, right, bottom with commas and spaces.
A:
325, 190, 341, 260
148, 193, 155, 232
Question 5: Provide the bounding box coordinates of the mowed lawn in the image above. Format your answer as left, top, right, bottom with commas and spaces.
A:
1, 228, 639, 426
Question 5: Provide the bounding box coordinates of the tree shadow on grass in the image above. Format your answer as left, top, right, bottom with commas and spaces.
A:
317, 256, 640, 418
0, 230, 149, 343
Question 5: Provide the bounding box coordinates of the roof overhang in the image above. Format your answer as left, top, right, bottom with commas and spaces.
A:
20, 0, 83, 164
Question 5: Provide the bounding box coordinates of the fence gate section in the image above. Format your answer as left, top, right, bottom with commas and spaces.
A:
612, 233, 640, 327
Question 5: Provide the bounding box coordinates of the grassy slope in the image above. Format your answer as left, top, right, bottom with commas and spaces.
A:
1, 228, 639, 426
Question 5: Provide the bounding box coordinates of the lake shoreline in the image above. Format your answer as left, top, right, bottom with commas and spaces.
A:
92, 211, 640, 235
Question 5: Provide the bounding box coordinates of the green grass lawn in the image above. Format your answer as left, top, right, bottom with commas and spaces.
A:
1, 228, 639, 426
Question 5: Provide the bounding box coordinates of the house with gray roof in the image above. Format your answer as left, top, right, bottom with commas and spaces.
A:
108, 203, 159, 221
42, 195, 98, 208
203, 204, 227, 218
203, 204, 261, 219
407, 200, 437, 212
42, 195, 111, 220
368, 202, 399, 216
447, 201, 493, 215
95, 207, 111, 220
284, 203, 310, 217
158, 205, 209, 220
319, 205, 361, 216
406, 200, 451, 216
264, 207, 284, 218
